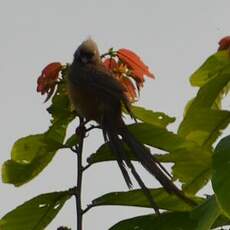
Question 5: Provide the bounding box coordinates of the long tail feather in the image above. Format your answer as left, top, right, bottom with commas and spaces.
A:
118, 145, 160, 214
105, 129, 133, 188
120, 126, 196, 206
105, 128, 159, 213
102, 116, 159, 212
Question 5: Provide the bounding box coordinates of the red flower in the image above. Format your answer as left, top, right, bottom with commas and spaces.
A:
218, 36, 230, 51
102, 48, 155, 103
103, 59, 138, 102
37, 62, 62, 102
103, 58, 118, 70
119, 76, 137, 102
117, 48, 155, 80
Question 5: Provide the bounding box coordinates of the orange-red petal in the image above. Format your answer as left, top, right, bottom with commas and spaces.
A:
103, 58, 118, 70
218, 36, 230, 51
36, 62, 62, 98
41, 62, 62, 80
119, 77, 137, 102
117, 48, 155, 79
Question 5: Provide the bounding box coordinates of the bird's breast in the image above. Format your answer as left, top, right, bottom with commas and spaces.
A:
67, 79, 102, 121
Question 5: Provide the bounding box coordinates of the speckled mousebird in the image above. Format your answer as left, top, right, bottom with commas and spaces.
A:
67, 38, 195, 211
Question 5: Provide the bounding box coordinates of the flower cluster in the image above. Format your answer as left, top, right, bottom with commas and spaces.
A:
37, 62, 63, 102
218, 36, 230, 51
102, 48, 155, 102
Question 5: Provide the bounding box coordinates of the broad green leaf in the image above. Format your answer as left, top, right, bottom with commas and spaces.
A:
179, 72, 230, 146
0, 191, 72, 230
212, 215, 230, 229
87, 142, 132, 164
109, 212, 197, 230
2, 152, 56, 186
189, 51, 230, 111
10, 134, 50, 163
179, 109, 230, 147
191, 196, 221, 230
92, 188, 203, 212
212, 135, 230, 218
2, 83, 75, 186
183, 97, 195, 117
110, 210, 230, 230
10, 133, 64, 164
130, 105, 175, 128
64, 134, 79, 148
88, 123, 212, 194
2, 118, 70, 186
190, 51, 230, 87
176, 71, 230, 193
160, 155, 211, 195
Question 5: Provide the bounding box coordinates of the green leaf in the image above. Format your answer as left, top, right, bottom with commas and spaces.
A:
110, 210, 229, 230
212, 215, 230, 229
176, 70, 230, 193
191, 196, 221, 230
0, 191, 72, 230
2, 152, 56, 186
190, 51, 230, 87
212, 135, 230, 218
2, 83, 75, 186
109, 212, 197, 230
64, 134, 79, 148
87, 141, 132, 164
179, 109, 230, 147
189, 51, 230, 112
2, 119, 70, 186
130, 106, 176, 128
92, 188, 203, 212
179, 71, 230, 146
10, 133, 64, 164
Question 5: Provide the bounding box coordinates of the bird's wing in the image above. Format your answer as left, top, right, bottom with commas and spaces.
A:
87, 65, 126, 99
86, 65, 134, 117
69, 63, 134, 118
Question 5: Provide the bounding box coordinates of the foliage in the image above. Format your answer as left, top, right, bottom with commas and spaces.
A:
1, 39, 230, 229
0, 191, 72, 230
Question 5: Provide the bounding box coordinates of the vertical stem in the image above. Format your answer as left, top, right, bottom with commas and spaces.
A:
75, 118, 85, 230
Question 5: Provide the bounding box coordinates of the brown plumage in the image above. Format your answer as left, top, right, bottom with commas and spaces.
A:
67, 38, 195, 212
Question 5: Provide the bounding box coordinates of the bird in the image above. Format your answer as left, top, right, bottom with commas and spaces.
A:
67, 38, 195, 212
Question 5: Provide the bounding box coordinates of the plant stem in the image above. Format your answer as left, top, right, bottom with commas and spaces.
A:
75, 118, 85, 230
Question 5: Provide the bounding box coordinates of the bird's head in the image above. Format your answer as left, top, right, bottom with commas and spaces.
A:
74, 38, 101, 65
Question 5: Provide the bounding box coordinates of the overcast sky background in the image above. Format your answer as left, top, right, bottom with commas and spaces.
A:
0, 1, 230, 229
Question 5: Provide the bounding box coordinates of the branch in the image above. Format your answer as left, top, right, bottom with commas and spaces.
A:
82, 204, 94, 215
82, 163, 92, 172
74, 117, 85, 230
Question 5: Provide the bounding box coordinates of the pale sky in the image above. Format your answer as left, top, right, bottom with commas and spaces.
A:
0, 1, 230, 229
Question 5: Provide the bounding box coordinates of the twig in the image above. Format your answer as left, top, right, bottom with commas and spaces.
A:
74, 117, 85, 230
70, 146, 79, 154
82, 204, 94, 215
85, 125, 101, 133
82, 163, 92, 172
